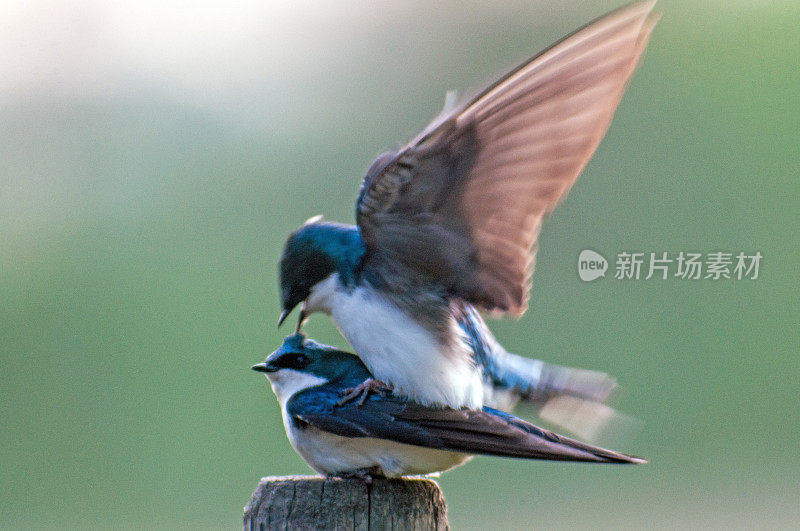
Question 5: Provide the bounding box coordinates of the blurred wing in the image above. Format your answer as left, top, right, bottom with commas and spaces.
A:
357, 2, 658, 314
287, 387, 643, 463
537, 395, 643, 447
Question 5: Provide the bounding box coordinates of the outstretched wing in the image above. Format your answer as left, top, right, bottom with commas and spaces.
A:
287, 386, 644, 463
356, 2, 658, 315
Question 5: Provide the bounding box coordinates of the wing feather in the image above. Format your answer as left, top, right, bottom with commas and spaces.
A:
357, 2, 658, 314
287, 387, 643, 463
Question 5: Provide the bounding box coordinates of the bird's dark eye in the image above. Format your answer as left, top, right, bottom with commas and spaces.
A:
277, 352, 310, 370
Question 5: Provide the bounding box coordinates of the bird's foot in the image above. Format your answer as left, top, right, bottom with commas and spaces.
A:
333, 467, 384, 485
336, 378, 393, 406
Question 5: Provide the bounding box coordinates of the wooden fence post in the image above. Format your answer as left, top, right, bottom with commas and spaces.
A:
243, 475, 449, 530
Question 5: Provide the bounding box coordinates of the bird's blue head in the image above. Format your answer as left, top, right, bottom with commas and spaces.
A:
278, 216, 365, 328
252, 333, 370, 384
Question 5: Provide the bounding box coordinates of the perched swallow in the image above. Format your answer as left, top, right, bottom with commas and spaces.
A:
252, 334, 645, 478
278, 3, 658, 410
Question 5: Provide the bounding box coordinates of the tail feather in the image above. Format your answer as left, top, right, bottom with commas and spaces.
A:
456, 304, 636, 442
486, 349, 618, 408
457, 304, 616, 408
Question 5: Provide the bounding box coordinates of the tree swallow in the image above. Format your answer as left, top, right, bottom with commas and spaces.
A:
278, 3, 659, 410
252, 334, 645, 478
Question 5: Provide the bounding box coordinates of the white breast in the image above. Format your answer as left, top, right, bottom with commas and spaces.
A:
266, 369, 329, 407
306, 274, 484, 408
264, 368, 473, 477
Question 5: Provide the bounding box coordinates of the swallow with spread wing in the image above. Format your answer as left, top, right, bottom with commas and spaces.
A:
277, 3, 658, 411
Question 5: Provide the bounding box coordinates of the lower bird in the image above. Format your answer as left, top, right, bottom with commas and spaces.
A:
252, 334, 645, 478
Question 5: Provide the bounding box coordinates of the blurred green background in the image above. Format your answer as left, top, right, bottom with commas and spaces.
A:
2, 0, 798, 528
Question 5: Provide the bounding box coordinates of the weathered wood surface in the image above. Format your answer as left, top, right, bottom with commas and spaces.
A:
243, 475, 449, 530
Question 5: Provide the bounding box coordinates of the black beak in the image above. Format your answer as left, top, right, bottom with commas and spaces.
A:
295, 310, 306, 333
278, 305, 307, 332
251, 362, 276, 373
277, 309, 291, 327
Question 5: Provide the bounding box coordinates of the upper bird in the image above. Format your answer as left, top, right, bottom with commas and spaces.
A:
278, 3, 658, 410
